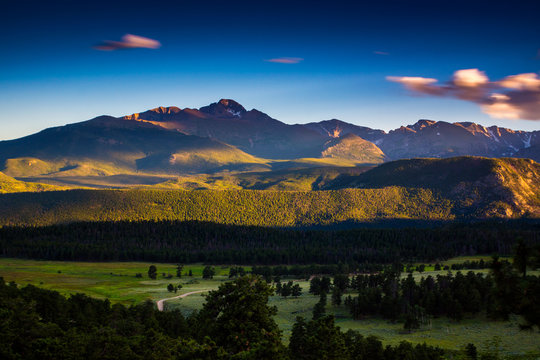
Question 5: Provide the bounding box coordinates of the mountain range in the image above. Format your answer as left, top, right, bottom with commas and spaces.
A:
1, 99, 538, 182
123, 99, 540, 161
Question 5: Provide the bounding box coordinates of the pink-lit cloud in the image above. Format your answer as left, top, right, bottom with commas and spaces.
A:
265, 57, 304, 64
374, 51, 389, 55
498, 73, 540, 91
387, 69, 540, 120
94, 34, 161, 51
386, 76, 444, 95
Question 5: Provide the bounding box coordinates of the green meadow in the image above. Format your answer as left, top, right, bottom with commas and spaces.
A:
0, 259, 237, 305
0, 257, 538, 356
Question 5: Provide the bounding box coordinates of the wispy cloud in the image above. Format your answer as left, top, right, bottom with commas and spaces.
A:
373, 51, 389, 55
94, 34, 161, 51
265, 57, 304, 64
387, 69, 540, 120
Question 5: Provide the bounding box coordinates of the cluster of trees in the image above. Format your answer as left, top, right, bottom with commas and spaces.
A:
490, 240, 540, 330
405, 259, 491, 273
251, 263, 383, 279
0, 275, 449, 359
307, 275, 349, 308
289, 316, 445, 360
1, 220, 537, 265
447, 259, 490, 270
343, 271, 494, 325
275, 280, 302, 298
167, 283, 183, 293
146, 265, 193, 280
334, 240, 540, 332
303, 264, 504, 327
228, 266, 247, 278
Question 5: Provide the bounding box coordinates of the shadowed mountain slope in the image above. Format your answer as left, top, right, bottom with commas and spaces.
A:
326, 157, 540, 217
0, 115, 267, 176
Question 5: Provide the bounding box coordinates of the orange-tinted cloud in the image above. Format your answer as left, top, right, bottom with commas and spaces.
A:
265, 57, 304, 64
386, 76, 444, 95
387, 69, 540, 120
498, 73, 540, 91
94, 34, 161, 51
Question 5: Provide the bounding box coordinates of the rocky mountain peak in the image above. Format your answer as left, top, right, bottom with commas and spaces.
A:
410, 119, 437, 131
199, 99, 247, 118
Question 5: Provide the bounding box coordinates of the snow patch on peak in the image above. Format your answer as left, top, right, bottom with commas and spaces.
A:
523, 134, 532, 148
227, 108, 242, 118
487, 128, 500, 142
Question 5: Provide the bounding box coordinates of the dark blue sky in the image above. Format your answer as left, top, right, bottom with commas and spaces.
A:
1, 0, 539, 140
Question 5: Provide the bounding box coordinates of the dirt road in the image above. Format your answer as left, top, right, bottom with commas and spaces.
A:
156, 289, 208, 311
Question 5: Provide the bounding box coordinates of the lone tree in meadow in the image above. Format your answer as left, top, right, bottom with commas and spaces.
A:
167, 283, 174, 292
291, 283, 302, 298
148, 265, 157, 280
513, 238, 529, 278
176, 264, 184, 278
202, 266, 216, 279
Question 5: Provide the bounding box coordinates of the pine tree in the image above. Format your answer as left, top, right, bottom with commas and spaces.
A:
176, 264, 184, 278
289, 316, 308, 359
313, 292, 327, 320
195, 275, 285, 358
292, 283, 302, 298
148, 265, 157, 280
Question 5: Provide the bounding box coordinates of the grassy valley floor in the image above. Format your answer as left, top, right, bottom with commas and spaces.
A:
0, 258, 539, 356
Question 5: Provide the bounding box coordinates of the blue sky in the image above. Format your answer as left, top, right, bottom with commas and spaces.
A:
1, 0, 539, 140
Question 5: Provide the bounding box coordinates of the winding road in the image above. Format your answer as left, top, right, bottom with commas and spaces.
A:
156, 290, 208, 311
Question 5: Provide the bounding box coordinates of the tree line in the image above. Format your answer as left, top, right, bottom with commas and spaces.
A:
1, 220, 538, 265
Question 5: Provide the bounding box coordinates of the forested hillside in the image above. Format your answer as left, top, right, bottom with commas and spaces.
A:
0, 188, 453, 227
0, 157, 537, 224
